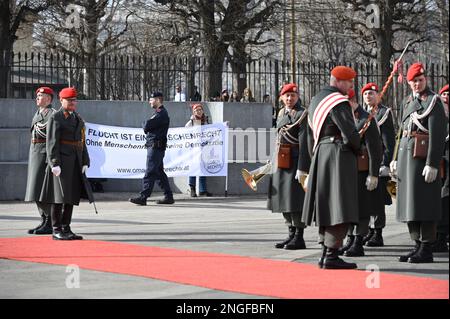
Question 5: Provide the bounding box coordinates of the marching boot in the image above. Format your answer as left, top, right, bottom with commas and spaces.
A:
51, 204, 70, 240
432, 233, 449, 253
275, 226, 296, 249
284, 227, 306, 250
318, 244, 327, 268
34, 214, 53, 235
408, 242, 434, 263
28, 214, 46, 234
399, 240, 421, 262
322, 247, 357, 270
338, 235, 354, 255
63, 226, 83, 240
190, 185, 197, 197
362, 228, 374, 245
344, 235, 365, 257
366, 228, 384, 247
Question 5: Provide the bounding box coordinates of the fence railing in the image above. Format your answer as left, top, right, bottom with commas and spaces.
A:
1, 51, 448, 117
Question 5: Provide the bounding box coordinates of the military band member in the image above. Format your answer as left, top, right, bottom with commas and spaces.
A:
302, 66, 361, 269
339, 89, 382, 257
432, 84, 449, 252
361, 83, 396, 247
24, 87, 56, 235
268, 83, 311, 250
391, 63, 447, 263
40, 87, 91, 240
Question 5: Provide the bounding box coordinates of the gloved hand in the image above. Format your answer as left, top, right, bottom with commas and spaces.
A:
82, 165, 88, 174
51, 166, 61, 177
422, 165, 438, 183
379, 165, 390, 177
389, 161, 397, 176
366, 175, 378, 191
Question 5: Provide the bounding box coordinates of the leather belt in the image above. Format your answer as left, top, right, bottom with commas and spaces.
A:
280, 143, 299, 148
402, 130, 427, 138
60, 139, 83, 147
31, 138, 46, 144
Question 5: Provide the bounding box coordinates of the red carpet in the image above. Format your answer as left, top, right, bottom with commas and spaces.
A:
0, 237, 447, 299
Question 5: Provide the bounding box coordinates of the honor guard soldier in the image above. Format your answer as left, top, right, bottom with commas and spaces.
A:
339, 89, 382, 257
360, 83, 396, 247
268, 83, 311, 250
302, 66, 361, 269
24, 87, 56, 235
40, 87, 92, 240
391, 63, 447, 263
130, 92, 174, 205
432, 84, 449, 252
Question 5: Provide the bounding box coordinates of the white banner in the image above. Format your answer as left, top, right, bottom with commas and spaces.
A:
85, 122, 228, 179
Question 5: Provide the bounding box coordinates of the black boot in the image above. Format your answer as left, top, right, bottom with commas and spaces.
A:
399, 240, 421, 262
156, 196, 175, 204
338, 235, 354, 255
129, 196, 147, 205
190, 185, 197, 197
318, 244, 327, 268
323, 247, 357, 270
34, 215, 53, 235
344, 235, 365, 257
408, 242, 434, 263
28, 215, 46, 234
284, 227, 306, 250
366, 228, 384, 247
362, 228, 374, 245
432, 233, 449, 253
63, 226, 83, 240
275, 226, 296, 249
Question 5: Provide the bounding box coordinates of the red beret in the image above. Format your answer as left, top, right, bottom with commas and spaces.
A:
361, 83, 379, 95
347, 89, 356, 100
36, 87, 54, 97
439, 84, 449, 95
331, 66, 357, 80
192, 103, 203, 110
407, 63, 425, 82
59, 87, 77, 99
280, 83, 298, 95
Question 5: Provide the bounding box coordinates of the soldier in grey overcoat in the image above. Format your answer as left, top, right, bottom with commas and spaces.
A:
302, 66, 361, 269
24, 87, 55, 234
40, 87, 91, 240
391, 63, 447, 263
268, 83, 311, 250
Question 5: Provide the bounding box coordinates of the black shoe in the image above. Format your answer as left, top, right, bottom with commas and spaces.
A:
408, 242, 434, 263
52, 232, 71, 240
28, 215, 46, 234
362, 228, 374, 245
190, 186, 197, 197
432, 233, 449, 253
399, 240, 421, 262
323, 247, 357, 270
156, 197, 175, 204
338, 235, 354, 255
366, 228, 384, 247
318, 244, 327, 268
199, 191, 213, 197
284, 227, 306, 250
63, 227, 83, 240
344, 235, 365, 257
129, 196, 147, 206
275, 226, 296, 249
34, 223, 53, 235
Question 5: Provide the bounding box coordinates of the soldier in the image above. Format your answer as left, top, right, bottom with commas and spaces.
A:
360, 83, 396, 247
339, 89, 382, 257
268, 83, 311, 250
130, 92, 174, 205
302, 66, 361, 269
432, 84, 449, 252
24, 87, 56, 235
391, 63, 447, 263
40, 87, 91, 240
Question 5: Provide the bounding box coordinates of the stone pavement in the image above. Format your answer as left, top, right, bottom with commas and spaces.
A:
0, 193, 448, 299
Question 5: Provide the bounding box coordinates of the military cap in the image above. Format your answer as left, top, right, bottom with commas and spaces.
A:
361, 83, 379, 95
36, 86, 54, 97
439, 84, 449, 95
280, 83, 298, 95
407, 63, 425, 82
331, 66, 357, 80
59, 87, 77, 99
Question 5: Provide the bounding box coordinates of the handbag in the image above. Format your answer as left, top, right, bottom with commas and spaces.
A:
357, 148, 369, 172
277, 144, 292, 169
413, 132, 429, 159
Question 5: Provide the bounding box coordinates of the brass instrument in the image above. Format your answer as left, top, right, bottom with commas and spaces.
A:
386, 179, 397, 199
241, 163, 272, 191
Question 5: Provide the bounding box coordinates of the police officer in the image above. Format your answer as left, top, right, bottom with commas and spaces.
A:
268, 83, 311, 250
130, 92, 174, 205
302, 66, 361, 269
24, 87, 56, 235
40, 87, 91, 240
391, 63, 447, 263
360, 83, 396, 247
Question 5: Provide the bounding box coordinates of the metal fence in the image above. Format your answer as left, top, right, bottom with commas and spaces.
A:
2, 51, 448, 115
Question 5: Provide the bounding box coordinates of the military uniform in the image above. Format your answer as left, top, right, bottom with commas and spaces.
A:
24, 92, 55, 234
302, 66, 360, 269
